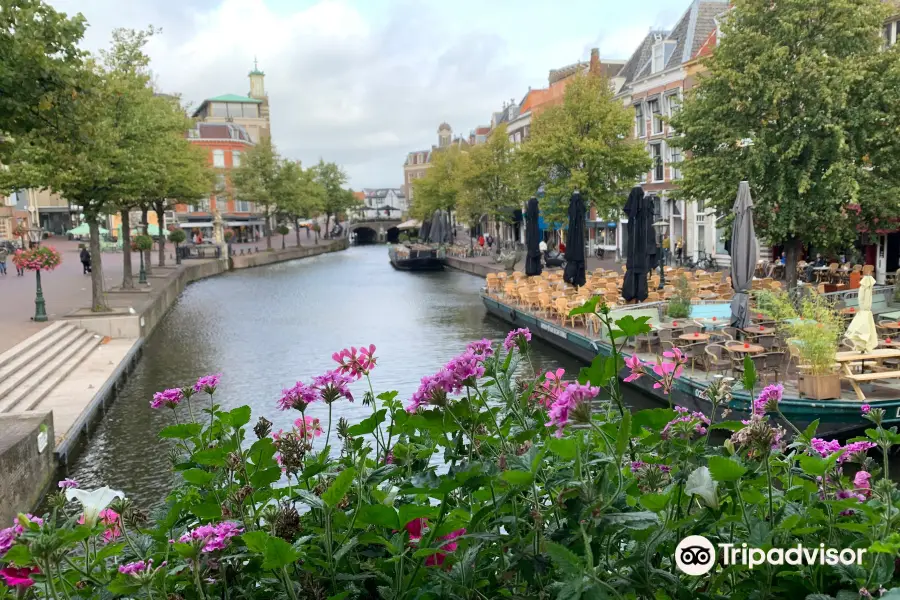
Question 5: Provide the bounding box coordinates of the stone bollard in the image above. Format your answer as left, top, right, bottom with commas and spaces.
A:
240, 249, 244, 255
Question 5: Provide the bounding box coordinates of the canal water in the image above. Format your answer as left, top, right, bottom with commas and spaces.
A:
65, 245, 586, 508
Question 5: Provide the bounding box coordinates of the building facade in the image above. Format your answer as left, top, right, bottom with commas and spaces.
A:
401, 123, 469, 204
615, 0, 729, 264
357, 189, 408, 220
192, 63, 271, 143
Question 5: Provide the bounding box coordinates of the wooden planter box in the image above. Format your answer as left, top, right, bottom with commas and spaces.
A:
798, 372, 841, 400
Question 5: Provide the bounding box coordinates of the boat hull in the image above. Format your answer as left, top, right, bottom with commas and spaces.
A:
481, 293, 900, 438
389, 257, 445, 271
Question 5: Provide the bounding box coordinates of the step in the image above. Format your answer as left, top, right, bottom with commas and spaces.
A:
0, 330, 99, 413
0, 321, 68, 371
0, 325, 85, 401
22, 334, 103, 413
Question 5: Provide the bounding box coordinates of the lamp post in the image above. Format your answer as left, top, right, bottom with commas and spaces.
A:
27, 227, 47, 322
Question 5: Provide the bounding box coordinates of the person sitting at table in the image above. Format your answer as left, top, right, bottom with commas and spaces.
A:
805, 253, 826, 282
767, 253, 786, 278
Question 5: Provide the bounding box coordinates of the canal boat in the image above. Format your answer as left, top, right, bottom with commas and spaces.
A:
388, 243, 446, 271
482, 292, 900, 438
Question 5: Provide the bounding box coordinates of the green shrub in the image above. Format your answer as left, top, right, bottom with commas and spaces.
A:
666, 274, 692, 318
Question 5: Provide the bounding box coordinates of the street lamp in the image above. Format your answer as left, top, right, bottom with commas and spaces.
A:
27, 227, 47, 322
652, 218, 668, 291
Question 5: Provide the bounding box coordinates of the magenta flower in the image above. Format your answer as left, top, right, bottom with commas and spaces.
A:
0, 566, 39, 589
193, 374, 221, 394
466, 339, 494, 359
503, 328, 532, 352
332, 345, 377, 379
313, 369, 355, 403
854, 470, 872, 498
809, 438, 876, 463
119, 560, 149, 576
861, 404, 872, 415
150, 387, 184, 410
426, 528, 466, 567
178, 522, 243, 553
660, 406, 711, 440
79, 509, 120, 543
624, 354, 645, 383
405, 350, 486, 412
295, 416, 323, 440
752, 384, 783, 416
404, 518, 427, 543
277, 381, 320, 411
58, 478, 79, 489
0, 514, 43, 556
630, 461, 646, 473
545, 383, 600, 437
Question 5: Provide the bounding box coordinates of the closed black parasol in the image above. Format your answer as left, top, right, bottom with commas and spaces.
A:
524, 197, 542, 276
419, 220, 431, 243
563, 191, 586, 287
622, 186, 657, 302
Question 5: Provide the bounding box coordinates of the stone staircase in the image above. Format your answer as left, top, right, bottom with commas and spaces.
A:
0, 322, 103, 414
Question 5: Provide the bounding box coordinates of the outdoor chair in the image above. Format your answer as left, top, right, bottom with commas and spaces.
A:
704, 344, 732, 375
761, 352, 787, 383
732, 352, 766, 380
681, 323, 702, 335
756, 334, 777, 350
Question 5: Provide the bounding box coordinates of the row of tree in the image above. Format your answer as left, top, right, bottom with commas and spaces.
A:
413, 0, 900, 288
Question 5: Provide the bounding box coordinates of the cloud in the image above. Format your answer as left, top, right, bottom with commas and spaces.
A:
50, 0, 685, 188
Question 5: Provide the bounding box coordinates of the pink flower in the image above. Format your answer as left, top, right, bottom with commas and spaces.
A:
119, 560, 149, 576
661, 406, 711, 440
295, 416, 323, 440
177, 522, 243, 553
313, 370, 355, 403
752, 384, 783, 416
404, 518, 427, 543
0, 515, 43, 555
405, 350, 486, 412
861, 404, 872, 415
809, 438, 876, 463
651, 348, 686, 394
426, 528, 466, 567
503, 328, 532, 352
624, 354, 645, 383
58, 478, 79, 489
545, 383, 600, 437
466, 339, 494, 359
193, 374, 221, 394
278, 381, 320, 411
0, 566, 39, 588
151, 388, 184, 409
332, 345, 377, 379
79, 509, 120, 543
854, 471, 872, 498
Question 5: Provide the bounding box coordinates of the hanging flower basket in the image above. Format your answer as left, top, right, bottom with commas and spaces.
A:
224, 228, 235, 242
12, 223, 28, 239
131, 235, 153, 252
12, 246, 62, 271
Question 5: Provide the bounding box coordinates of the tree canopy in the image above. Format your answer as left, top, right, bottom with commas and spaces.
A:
456, 124, 520, 237
409, 146, 469, 221
231, 136, 280, 249
516, 73, 650, 226
671, 0, 900, 286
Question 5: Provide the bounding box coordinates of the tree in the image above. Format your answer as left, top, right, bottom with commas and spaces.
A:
457, 124, 520, 252
409, 146, 468, 222
516, 73, 650, 228
231, 136, 280, 250
311, 160, 357, 236
275, 160, 324, 247
671, 0, 900, 288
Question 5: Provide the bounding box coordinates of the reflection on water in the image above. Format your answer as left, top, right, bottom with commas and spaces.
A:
65, 246, 585, 508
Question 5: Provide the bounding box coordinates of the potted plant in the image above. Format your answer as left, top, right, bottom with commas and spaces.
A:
666, 275, 692, 319
276, 224, 290, 250
12, 246, 62, 322
775, 292, 842, 399
224, 228, 235, 243
168, 228, 187, 264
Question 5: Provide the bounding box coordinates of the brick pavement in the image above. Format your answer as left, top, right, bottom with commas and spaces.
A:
0, 233, 324, 353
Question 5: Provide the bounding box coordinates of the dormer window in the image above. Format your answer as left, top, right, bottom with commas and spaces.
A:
651, 40, 676, 74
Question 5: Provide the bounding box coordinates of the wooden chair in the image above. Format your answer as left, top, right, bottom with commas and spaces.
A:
705, 344, 732, 375
538, 293, 553, 317
761, 351, 787, 383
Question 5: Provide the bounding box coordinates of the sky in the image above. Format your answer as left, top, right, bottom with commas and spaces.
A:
51, 0, 687, 189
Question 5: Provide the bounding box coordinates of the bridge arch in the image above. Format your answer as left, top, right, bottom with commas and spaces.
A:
348, 219, 402, 244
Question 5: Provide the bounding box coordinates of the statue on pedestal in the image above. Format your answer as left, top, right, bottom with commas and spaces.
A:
213, 210, 226, 258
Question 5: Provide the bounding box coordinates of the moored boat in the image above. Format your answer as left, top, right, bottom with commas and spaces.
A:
388, 243, 445, 271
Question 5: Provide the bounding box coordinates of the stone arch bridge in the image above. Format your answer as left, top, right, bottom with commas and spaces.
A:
348, 218, 403, 244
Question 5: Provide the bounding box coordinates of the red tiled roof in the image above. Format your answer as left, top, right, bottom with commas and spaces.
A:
694, 28, 717, 58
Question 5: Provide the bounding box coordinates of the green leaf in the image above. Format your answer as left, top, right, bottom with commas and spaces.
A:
602, 512, 659, 529
322, 467, 357, 508
242, 530, 270, 554
181, 468, 214, 486
639, 493, 670, 512
251, 466, 282, 488
173, 542, 197, 558
356, 505, 400, 530
707, 456, 747, 482
295, 489, 325, 510
742, 354, 757, 392
327, 593, 351, 600
227, 405, 252, 428
107, 575, 142, 595
347, 410, 387, 437
803, 419, 820, 439
263, 536, 300, 570
615, 315, 652, 338
399, 505, 435, 528
797, 454, 827, 476
159, 423, 202, 439
547, 437, 577, 460
334, 536, 358, 563
710, 421, 746, 432
2, 544, 32, 565
616, 410, 632, 457
546, 541, 582, 576
192, 448, 226, 466
631, 408, 676, 435
569, 296, 600, 316
191, 502, 222, 520
501, 470, 533, 486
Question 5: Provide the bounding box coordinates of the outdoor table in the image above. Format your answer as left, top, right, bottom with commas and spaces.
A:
743, 326, 772, 335
841, 307, 858, 316
699, 292, 718, 299
879, 322, 900, 330
727, 343, 764, 354
879, 340, 900, 349
836, 349, 900, 400
679, 333, 711, 342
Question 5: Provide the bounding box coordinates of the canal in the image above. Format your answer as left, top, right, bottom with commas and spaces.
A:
65, 245, 586, 508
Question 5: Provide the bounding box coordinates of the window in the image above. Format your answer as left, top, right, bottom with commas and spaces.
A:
215, 174, 226, 193
669, 145, 682, 180
232, 151, 241, 167
652, 42, 665, 74
885, 22, 895, 46
210, 103, 227, 117
648, 98, 663, 135
213, 150, 225, 168
715, 221, 728, 255
651, 143, 665, 182
235, 199, 251, 212
198, 198, 209, 212
666, 92, 681, 119
242, 104, 259, 118
634, 103, 645, 137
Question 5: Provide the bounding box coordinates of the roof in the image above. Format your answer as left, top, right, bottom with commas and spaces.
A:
617, 0, 729, 93
363, 188, 405, 199
187, 122, 254, 144
693, 27, 717, 59
549, 60, 588, 84
205, 94, 263, 104
353, 191, 365, 201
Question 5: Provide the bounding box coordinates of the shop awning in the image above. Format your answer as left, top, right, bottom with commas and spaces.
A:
180, 222, 213, 229
396, 219, 421, 230
225, 220, 264, 226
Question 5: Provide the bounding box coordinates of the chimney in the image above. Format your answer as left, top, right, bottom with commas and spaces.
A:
589, 48, 600, 76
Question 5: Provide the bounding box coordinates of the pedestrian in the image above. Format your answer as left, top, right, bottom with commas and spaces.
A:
675, 237, 684, 264
0, 246, 7, 275
486, 234, 493, 250
80, 246, 92, 274
478, 234, 485, 249
662, 234, 671, 265
15, 250, 24, 276
558, 240, 566, 253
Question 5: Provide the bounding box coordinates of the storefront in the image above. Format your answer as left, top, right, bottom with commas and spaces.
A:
876, 230, 900, 284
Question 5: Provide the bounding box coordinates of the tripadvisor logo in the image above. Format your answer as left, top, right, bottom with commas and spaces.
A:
675, 536, 867, 576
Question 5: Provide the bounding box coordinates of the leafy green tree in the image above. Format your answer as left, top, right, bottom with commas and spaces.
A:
231, 136, 280, 250
458, 124, 520, 252
671, 0, 900, 287
311, 160, 357, 236
409, 146, 468, 222
517, 73, 650, 228
275, 160, 324, 246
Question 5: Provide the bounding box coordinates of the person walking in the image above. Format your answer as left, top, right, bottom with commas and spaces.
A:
80, 246, 92, 274
0, 246, 7, 275
675, 237, 684, 264
15, 249, 24, 276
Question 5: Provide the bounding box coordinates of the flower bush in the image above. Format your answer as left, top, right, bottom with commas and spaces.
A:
10, 246, 62, 272
131, 235, 153, 252
1, 301, 900, 599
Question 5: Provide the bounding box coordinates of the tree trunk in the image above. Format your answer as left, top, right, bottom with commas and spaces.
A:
785, 236, 802, 291
495, 221, 501, 256
265, 207, 273, 250
121, 210, 134, 290
88, 218, 109, 312
294, 218, 301, 246
141, 206, 152, 276
155, 200, 166, 267
325, 213, 332, 238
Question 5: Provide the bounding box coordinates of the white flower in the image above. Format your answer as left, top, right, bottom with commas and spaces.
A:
65, 486, 124, 527
685, 466, 719, 510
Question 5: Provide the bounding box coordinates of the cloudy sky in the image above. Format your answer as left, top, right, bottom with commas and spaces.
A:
52, 0, 686, 189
